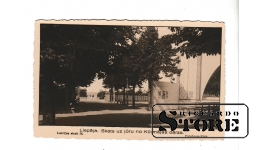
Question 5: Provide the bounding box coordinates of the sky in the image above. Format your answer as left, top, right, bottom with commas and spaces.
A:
86, 27, 175, 92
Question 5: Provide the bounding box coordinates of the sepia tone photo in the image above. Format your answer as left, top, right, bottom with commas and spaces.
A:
34, 20, 225, 140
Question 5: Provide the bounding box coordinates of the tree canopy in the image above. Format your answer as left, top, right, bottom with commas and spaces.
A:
40, 24, 140, 124
40, 24, 138, 87
137, 27, 182, 81
133, 27, 183, 109
100, 27, 183, 107
169, 27, 222, 58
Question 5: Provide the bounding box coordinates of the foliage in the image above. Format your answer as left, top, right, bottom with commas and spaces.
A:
101, 27, 183, 107
40, 25, 134, 87
97, 90, 105, 99
79, 89, 87, 97
40, 24, 139, 123
169, 27, 222, 58
136, 27, 182, 82
126, 27, 182, 109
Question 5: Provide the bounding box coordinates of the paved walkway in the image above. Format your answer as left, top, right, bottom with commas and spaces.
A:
39, 100, 220, 127
39, 101, 161, 126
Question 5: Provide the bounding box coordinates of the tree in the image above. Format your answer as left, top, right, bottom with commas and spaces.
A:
169, 27, 222, 58
121, 43, 146, 107
100, 27, 142, 105
40, 25, 105, 111
40, 24, 138, 124
102, 67, 128, 104
136, 27, 182, 110
78, 87, 87, 97
97, 90, 105, 99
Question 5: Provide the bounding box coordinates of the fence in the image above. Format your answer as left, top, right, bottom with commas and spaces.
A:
115, 94, 148, 102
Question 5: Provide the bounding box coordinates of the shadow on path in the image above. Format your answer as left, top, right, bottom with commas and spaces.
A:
55, 113, 160, 127
54, 113, 212, 129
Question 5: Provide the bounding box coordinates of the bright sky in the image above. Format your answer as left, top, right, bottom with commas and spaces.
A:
87, 27, 175, 92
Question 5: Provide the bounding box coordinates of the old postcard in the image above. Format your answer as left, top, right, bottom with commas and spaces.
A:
34, 20, 226, 140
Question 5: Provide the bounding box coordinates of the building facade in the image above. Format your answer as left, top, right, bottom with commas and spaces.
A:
86, 92, 99, 100
152, 53, 221, 110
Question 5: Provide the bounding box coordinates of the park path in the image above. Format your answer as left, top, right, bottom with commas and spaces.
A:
39, 100, 219, 127
56, 103, 152, 118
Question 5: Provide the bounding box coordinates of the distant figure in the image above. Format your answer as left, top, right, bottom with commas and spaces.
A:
70, 102, 75, 113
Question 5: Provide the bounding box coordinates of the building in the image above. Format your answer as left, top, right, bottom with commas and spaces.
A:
152, 53, 221, 110
86, 92, 99, 100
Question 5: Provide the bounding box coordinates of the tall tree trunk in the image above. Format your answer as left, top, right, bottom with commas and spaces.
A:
68, 83, 72, 104
148, 79, 154, 111
42, 95, 48, 124
109, 87, 112, 102
116, 89, 119, 104
113, 87, 115, 103
132, 84, 136, 107
123, 87, 126, 105
65, 79, 71, 109
126, 88, 129, 106
43, 78, 56, 125
111, 87, 114, 102
67, 79, 76, 111
49, 101, 56, 125
51, 85, 57, 125
65, 87, 68, 109
109, 89, 111, 102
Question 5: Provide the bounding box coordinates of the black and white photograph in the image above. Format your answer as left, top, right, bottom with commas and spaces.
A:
34, 20, 225, 139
